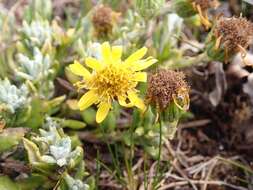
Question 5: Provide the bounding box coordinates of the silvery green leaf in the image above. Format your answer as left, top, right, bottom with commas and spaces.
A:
68, 146, 84, 168
87, 42, 102, 60
64, 174, 89, 190
167, 13, 183, 37
21, 20, 52, 47
49, 137, 71, 167
243, 0, 253, 5
164, 13, 183, 48
33, 0, 52, 19
16, 47, 52, 82
43, 116, 61, 130
135, 0, 165, 19
0, 78, 29, 113
38, 125, 61, 144
39, 128, 56, 142
41, 155, 56, 164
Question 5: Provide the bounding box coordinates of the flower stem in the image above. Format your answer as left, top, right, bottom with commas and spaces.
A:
167, 52, 210, 69
153, 116, 163, 189
144, 152, 148, 190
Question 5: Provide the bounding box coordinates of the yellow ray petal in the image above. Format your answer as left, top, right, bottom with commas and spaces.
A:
78, 90, 98, 110
69, 60, 91, 79
96, 101, 111, 123
124, 47, 147, 65
133, 72, 147, 82
133, 57, 157, 71
112, 45, 123, 60
118, 96, 134, 107
85, 57, 102, 70
101, 42, 112, 64
127, 91, 146, 111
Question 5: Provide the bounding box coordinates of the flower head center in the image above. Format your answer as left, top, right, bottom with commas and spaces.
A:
87, 64, 137, 100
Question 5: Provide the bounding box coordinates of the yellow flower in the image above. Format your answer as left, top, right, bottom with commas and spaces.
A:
69, 42, 157, 123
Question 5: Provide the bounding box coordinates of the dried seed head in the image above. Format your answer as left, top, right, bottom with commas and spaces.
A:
146, 70, 189, 111
191, 0, 219, 10
92, 5, 113, 36
214, 17, 253, 53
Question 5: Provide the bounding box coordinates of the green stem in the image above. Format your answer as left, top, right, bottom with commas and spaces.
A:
144, 152, 148, 190
126, 119, 136, 189
101, 127, 125, 186
167, 52, 210, 69
95, 150, 100, 190
129, 121, 135, 171
153, 117, 163, 189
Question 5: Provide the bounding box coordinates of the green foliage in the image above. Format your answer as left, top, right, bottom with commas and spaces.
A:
172, 0, 196, 18
205, 33, 225, 62
0, 128, 26, 153
0, 176, 20, 190
135, 0, 166, 19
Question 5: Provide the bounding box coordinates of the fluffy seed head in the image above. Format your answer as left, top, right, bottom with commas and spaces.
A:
214, 17, 253, 53
146, 70, 189, 110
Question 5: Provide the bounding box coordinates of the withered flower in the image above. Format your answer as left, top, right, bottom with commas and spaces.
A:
213, 17, 253, 58
146, 69, 190, 112
173, 0, 219, 28
191, 0, 219, 28
192, 0, 219, 10
92, 5, 120, 37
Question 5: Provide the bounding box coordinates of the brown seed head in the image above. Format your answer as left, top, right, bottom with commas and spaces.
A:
146, 70, 189, 110
191, 0, 219, 10
92, 5, 113, 36
214, 17, 253, 53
